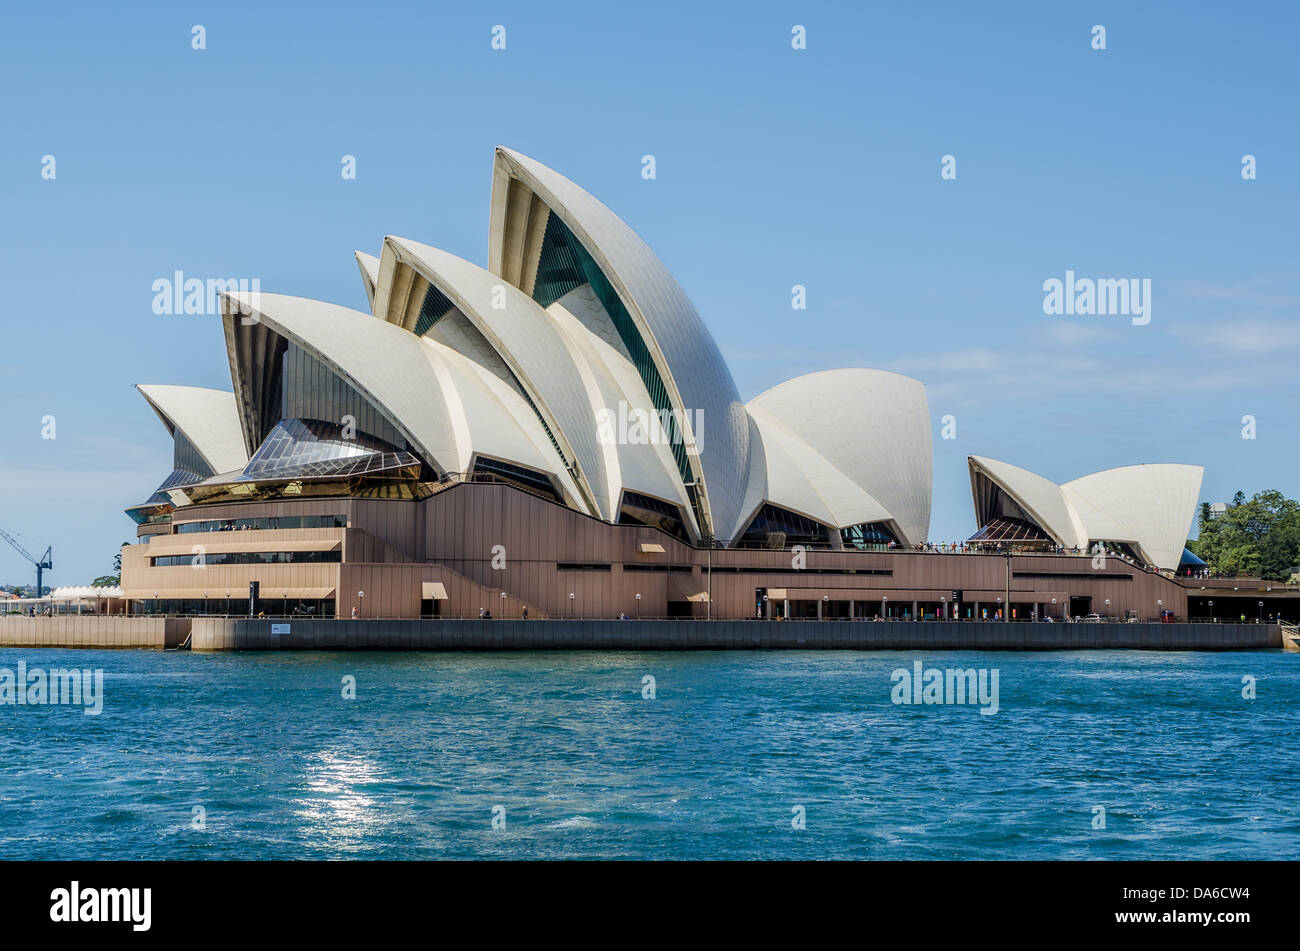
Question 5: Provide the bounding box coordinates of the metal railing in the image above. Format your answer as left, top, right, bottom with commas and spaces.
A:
76, 613, 1287, 624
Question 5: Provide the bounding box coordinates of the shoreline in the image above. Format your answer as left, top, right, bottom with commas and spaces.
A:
0, 616, 1282, 651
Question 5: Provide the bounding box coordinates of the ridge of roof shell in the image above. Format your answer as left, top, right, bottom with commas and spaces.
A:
488, 145, 751, 542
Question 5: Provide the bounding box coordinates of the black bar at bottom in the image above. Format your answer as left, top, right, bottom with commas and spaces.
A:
0, 860, 1282, 939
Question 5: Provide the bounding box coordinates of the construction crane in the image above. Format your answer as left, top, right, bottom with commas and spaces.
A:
0, 528, 52, 597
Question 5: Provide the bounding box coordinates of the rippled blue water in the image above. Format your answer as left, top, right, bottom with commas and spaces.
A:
0, 646, 1296, 859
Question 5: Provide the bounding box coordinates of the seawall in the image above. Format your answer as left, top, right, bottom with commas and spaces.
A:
0, 617, 1281, 652
0, 617, 188, 649
188, 618, 1283, 652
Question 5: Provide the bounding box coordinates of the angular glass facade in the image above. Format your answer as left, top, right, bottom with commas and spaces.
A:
414, 282, 455, 337
173, 429, 214, 480
240, 418, 420, 482
531, 211, 693, 490
841, 522, 899, 550
150, 549, 342, 567
968, 516, 1052, 544
176, 514, 347, 534
126, 466, 210, 523
618, 490, 688, 541
471, 455, 561, 502
281, 342, 407, 450
739, 504, 832, 549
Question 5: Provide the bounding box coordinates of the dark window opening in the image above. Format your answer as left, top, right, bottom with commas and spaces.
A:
739, 504, 832, 549
176, 514, 347, 534
151, 550, 341, 567
414, 282, 456, 336
618, 491, 688, 542
472, 457, 561, 502
969, 516, 1053, 544
841, 522, 899, 550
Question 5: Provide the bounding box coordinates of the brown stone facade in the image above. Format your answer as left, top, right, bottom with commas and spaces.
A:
115, 482, 1238, 622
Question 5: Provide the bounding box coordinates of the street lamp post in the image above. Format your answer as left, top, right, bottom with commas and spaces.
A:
822, 594, 829, 621
635, 592, 641, 619
881, 595, 888, 619
1051, 597, 1057, 621
1104, 598, 1111, 620
1258, 600, 1264, 622
940, 596, 947, 621
1157, 599, 1162, 622
357, 590, 365, 619
703, 532, 715, 621
569, 592, 575, 619
1208, 599, 1214, 621
996, 596, 1002, 620
1003, 549, 1012, 615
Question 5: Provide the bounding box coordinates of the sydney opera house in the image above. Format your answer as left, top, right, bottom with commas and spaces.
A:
119, 147, 1230, 622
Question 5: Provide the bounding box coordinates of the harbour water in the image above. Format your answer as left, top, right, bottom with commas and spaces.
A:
0, 647, 1296, 860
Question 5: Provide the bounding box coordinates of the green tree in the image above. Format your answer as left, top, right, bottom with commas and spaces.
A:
1195, 490, 1300, 581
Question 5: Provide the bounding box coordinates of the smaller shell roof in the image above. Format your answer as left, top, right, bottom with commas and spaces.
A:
135, 384, 249, 476
219, 290, 584, 507
967, 455, 1204, 570
354, 251, 380, 308
746, 369, 932, 546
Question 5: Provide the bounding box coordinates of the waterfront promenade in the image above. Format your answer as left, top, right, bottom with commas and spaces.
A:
0, 615, 1282, 651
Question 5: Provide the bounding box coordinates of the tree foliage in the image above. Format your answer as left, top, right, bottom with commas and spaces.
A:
1190, 490, 1300, 581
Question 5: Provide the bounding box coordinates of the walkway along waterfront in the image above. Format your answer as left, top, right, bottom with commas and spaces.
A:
0, 616, 1281, 651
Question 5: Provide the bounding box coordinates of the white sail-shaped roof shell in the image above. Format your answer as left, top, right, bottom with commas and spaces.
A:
968, 455, 1203, 570
354, 251, 380, 308
1063, 465, 1204, 572
374, 236, 610, 520
745, 406, 898, 536
488, 146, 751, 541
169, 146, 938, 551
135, 384, 249, 476
219, 291, 584, 508
968, 455, 1082, 549
745, 369, 933, 547
546, 285, 700, 536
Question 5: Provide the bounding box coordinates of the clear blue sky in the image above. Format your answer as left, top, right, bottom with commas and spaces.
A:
1, 0, 1297, 585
